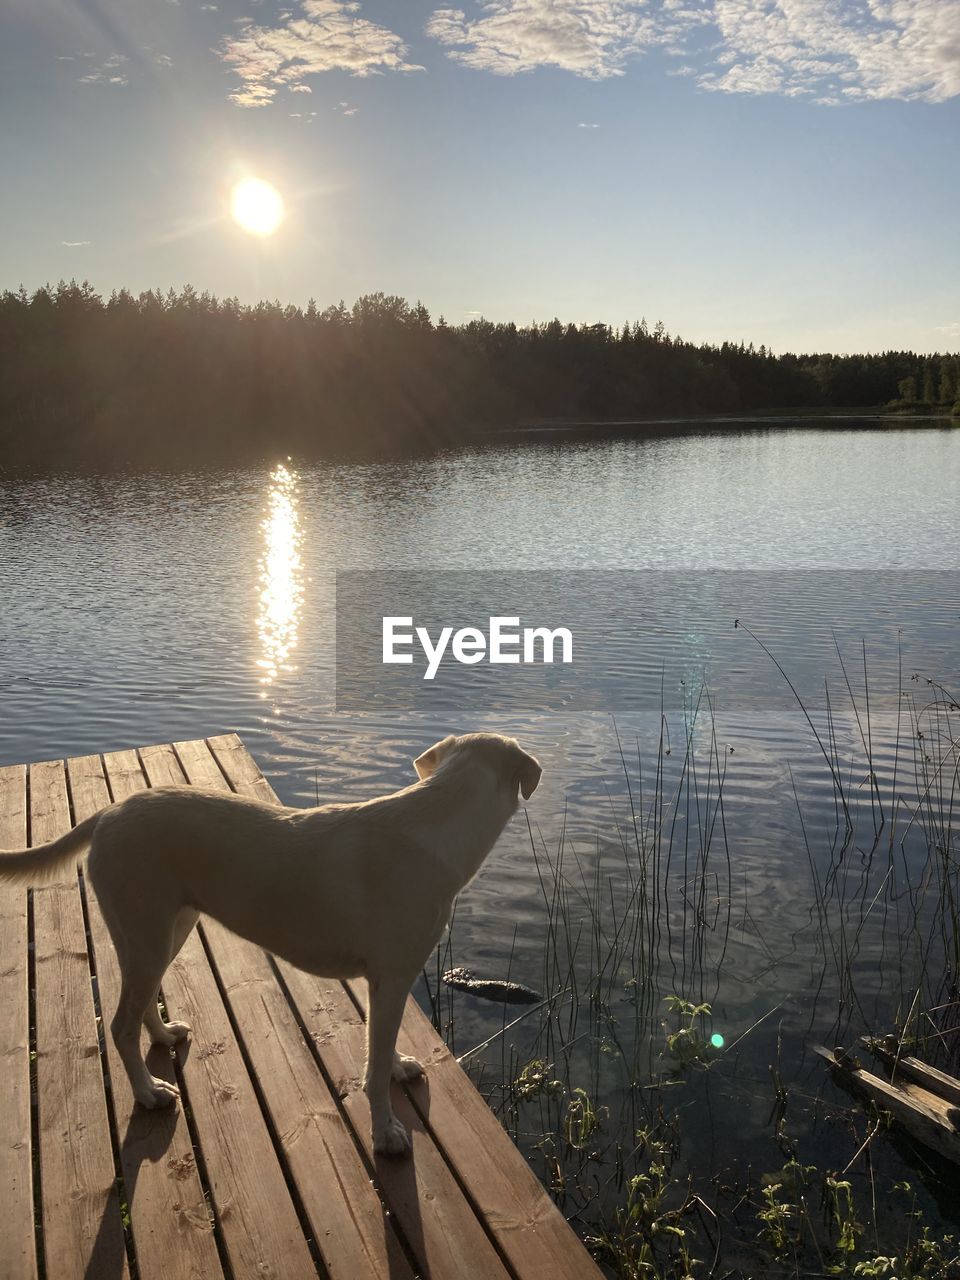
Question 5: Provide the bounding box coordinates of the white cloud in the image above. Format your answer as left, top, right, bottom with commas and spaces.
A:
425, 1, 694, 79
61, 240, 91, 247
78, 54, 129, 86
289, 82, 312, 92
218, 0, 423, 107
577, 120, 599, 126
426, 0, 960, 103
699, 0, 960, 103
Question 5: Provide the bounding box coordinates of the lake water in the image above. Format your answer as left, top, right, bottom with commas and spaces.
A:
2, 421, 959, 1263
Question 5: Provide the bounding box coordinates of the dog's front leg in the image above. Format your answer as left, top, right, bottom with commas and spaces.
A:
358, 983, 424, 1083
365, 975, 415, 1156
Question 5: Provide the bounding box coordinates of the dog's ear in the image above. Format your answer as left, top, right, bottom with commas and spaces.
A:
516, 748, 542, 801
414, 734, 457, 780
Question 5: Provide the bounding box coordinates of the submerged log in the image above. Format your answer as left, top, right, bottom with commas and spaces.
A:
441, 967, 543, 1005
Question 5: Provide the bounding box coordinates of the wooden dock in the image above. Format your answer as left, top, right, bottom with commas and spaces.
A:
0, 735, 602, 1280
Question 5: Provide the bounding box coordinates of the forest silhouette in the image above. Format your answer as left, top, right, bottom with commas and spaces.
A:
2, 281, 957, 464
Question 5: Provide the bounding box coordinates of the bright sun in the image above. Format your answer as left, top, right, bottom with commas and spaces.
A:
230, 177, 284, 237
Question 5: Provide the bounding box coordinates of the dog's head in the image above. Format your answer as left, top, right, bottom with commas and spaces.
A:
414, 733, 542, 801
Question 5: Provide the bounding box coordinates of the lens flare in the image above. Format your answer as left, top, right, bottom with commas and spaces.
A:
710, 1033, 725, 1049
256, 463, 303, 684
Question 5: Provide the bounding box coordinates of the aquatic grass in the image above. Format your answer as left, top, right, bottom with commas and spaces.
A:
427, 652, 960, 1276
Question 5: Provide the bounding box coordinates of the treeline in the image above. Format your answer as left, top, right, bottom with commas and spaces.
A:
1, 281, 957, 463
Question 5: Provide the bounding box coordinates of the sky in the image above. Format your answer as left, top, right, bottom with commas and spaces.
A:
2, 0, 959, 354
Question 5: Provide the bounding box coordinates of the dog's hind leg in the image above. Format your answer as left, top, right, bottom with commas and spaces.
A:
365, 975, 416, 1156
143, 908, 199, 1047
87, 836, 181, 1108
110, 918, 183, 1110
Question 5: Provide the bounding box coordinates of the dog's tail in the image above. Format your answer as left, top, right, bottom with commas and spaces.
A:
0, 811, 104, 885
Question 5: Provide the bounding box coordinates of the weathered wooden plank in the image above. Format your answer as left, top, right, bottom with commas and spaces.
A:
102, 745, 319, 1280
899, 1060, 960, 1108
205, 738, 514, 1280
30, 758, 129, 1280
204, 734, 275, 804
67, 752, 223, 1280
280, 964, 513, 1280
864, 1038, 960, 1108
101, 748, 148, 798
388, 995, 606, 1279
818, 1046, 960, 1166
166, 739, 416, 1280
0, 763, 37, 1280
216, 942, 417, 1280
161, 943, 322, 1280
898, 1079, 960, 1126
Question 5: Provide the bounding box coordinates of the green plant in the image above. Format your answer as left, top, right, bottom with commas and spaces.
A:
757, 1181, 795, 1255
512, 1057, 563, 1100
588, 1161, 699, 1280
824, 1174, 862, 1268
662, 997, 713, 1069
852, 1258, 898, 1277
564, 1086, 604, 1150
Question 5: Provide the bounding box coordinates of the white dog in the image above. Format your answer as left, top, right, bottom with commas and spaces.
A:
0, 732, 541, 1155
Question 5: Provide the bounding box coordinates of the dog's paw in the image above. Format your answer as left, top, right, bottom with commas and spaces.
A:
392, 1053, 424, 1082
152, 1020, 191, 1047
135, 1076, 180, 1110
373, 1115, 412, 1157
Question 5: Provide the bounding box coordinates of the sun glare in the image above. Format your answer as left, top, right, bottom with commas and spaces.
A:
256, 463, 303, 685
231, 177, 284, 237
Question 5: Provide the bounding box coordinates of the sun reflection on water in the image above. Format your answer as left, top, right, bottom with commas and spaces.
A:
256, 462, 304, 686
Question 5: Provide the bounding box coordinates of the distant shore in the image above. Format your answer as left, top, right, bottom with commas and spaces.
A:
3, 284, 957, 466
492, 409, 958, 436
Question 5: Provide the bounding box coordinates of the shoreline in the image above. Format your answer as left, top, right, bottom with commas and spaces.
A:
490, 410, 957, 434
